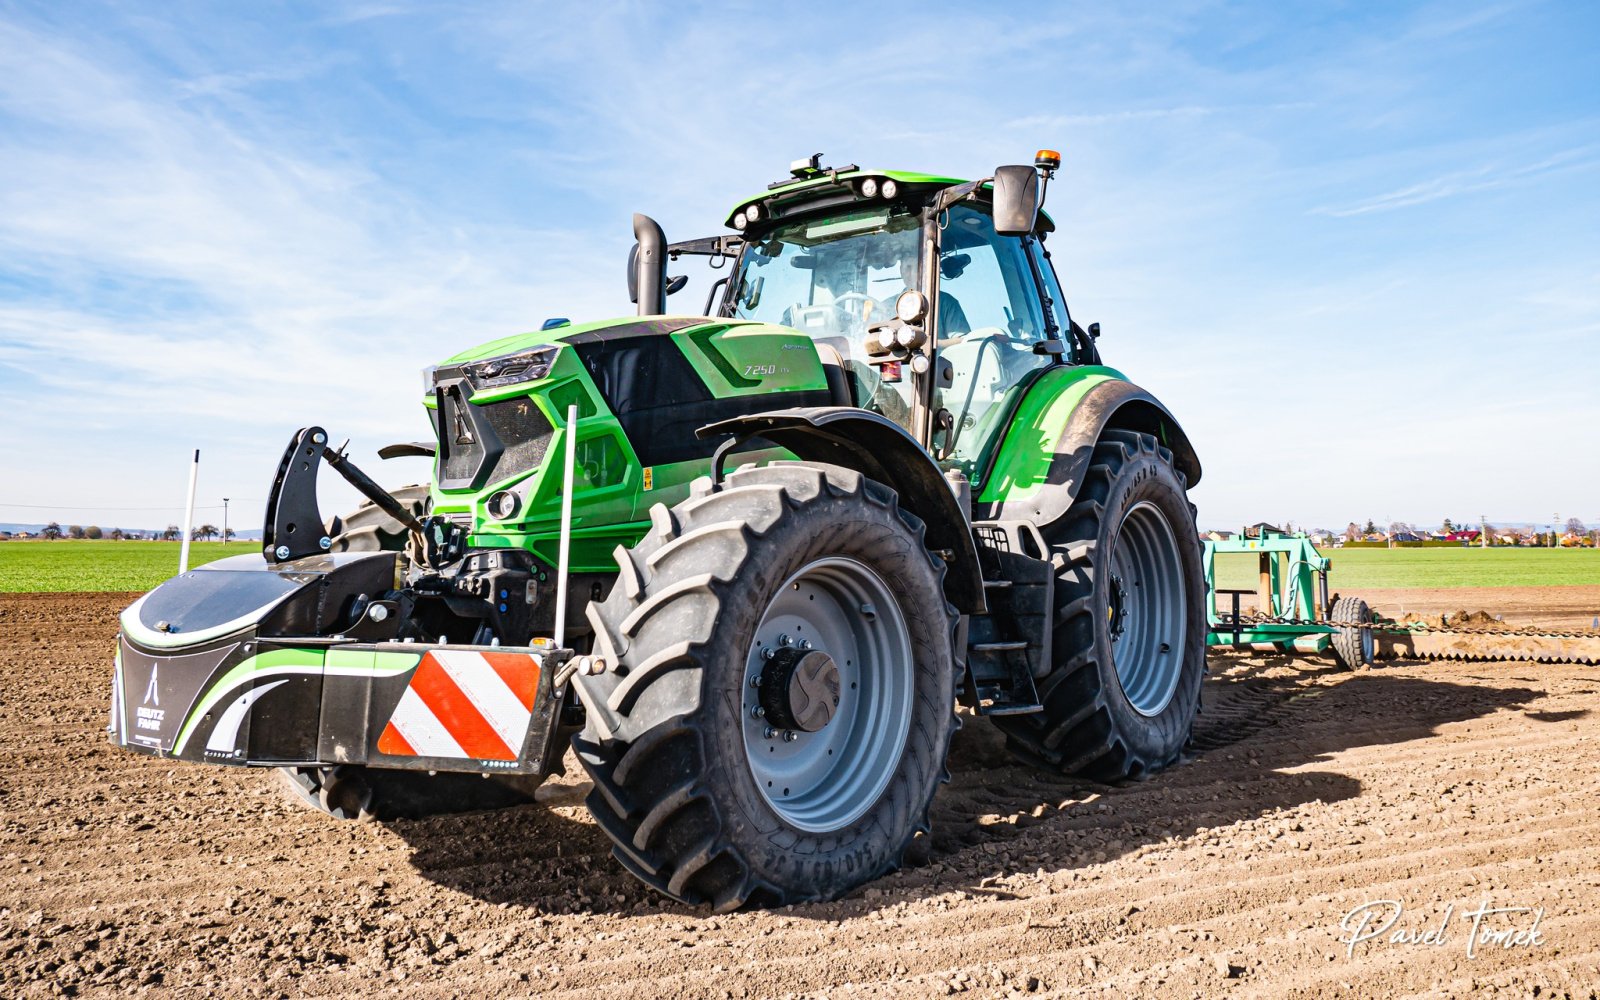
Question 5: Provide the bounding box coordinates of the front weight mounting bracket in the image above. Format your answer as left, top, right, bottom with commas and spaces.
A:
263, 427, 332, 563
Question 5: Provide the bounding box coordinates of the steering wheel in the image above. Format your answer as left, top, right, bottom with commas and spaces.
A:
829, 291, 878, 333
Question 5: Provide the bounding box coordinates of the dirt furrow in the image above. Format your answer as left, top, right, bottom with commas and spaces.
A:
3, 593, 1597, 999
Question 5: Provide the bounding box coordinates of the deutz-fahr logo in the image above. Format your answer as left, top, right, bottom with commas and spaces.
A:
136, 664, 165, 733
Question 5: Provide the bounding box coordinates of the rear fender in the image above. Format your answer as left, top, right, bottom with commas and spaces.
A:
697, 407, 985, 613
975, 373, 1201, 528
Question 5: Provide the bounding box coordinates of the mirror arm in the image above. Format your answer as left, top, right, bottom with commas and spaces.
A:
932, 179, 985, 215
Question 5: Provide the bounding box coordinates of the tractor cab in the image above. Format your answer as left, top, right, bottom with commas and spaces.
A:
664, 154, 1096, 485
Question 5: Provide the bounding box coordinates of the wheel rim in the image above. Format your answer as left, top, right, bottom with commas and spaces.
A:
741, 557, 914, 833
1108, 501, 1187, 717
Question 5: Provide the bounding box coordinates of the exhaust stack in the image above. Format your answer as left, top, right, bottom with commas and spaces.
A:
631, 213, 667, 316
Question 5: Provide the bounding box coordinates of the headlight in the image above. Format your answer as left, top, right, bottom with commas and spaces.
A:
880, 179, 898, 199
895, 289, 928, 323
733, 211, 748, 230
463, 345, 560, 389
745, 202, 761, 222
859, 177, 879, 198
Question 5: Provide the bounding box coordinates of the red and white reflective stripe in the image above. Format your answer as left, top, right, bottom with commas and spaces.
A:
377, 650, 540, 761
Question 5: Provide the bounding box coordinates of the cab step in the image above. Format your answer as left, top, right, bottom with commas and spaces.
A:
961, 521, 1055, 717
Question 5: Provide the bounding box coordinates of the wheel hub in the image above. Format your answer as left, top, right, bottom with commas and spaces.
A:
1108, 573, 1129, 641
759, 647, 841, 733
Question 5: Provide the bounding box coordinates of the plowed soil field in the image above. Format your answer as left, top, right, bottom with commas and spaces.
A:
2, 593, 1597, 998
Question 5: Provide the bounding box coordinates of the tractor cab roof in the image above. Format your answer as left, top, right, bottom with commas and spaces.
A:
725, 165, 1055, 233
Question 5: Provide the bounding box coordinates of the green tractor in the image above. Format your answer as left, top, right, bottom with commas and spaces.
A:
108, 152, 1205, 911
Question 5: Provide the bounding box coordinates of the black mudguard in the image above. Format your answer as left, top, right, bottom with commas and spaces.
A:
698, 407, 986, 614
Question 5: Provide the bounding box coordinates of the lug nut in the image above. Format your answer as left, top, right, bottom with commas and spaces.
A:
750, 705, 765, 719
760, 647, 775, 661
782, 730, 798, 743
763, 726, 777, 740
798, 639, 812, 650
778, 633, 792, 646
750, 674, 761, 687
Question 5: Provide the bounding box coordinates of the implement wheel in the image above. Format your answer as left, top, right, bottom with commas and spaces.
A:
1330, 596, 1374, 670
574, 463, 956, 911
994, 429, 1205, 781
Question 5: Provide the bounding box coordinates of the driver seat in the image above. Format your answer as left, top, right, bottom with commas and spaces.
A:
812, 341, 856, 408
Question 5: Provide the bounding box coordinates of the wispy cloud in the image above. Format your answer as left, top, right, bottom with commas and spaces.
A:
0, 1, 1595, 529
1313, 146, 1600, 216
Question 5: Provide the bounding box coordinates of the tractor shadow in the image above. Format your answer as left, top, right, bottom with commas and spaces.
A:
384, 652, 1542, 919
837, 651, 1543, 914
381, 771, 653, 916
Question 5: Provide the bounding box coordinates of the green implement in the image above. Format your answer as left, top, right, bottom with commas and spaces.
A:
1204, 528, 1373, 669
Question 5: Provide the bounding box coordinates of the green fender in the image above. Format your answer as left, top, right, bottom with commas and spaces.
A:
974, 367, 1201, 527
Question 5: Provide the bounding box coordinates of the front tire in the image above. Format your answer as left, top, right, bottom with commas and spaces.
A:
277, 765, 545, 820
574, 463, 957, 911
994, 429, 1205, 781
325, 483, 430, 552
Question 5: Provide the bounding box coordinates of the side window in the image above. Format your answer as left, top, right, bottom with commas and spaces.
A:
937, 207, 1046, 341
935, 206, 1053, 476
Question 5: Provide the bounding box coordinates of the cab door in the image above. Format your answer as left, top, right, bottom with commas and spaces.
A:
931, 204, 1057, 479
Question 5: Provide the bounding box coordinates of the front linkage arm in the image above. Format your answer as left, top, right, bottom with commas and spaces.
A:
262, 426, 426, 564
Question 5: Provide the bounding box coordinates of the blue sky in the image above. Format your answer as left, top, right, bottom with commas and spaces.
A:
1, 0, 1596, 533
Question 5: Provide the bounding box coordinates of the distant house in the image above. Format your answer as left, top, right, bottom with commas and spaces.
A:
0, 531, 11, 541
1389, 531, 1424, 542
13, 531, 32, 539
1243, 522, 1282, 539
1204, 530, 1235, 542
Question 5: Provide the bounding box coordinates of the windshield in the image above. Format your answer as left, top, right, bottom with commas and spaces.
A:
730, 207, 921, 350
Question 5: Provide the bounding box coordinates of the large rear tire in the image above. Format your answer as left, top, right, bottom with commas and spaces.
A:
573, 463, 957, 911
993, 429, 1205, 781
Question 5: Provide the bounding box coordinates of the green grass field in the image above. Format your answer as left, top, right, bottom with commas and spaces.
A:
0, 540, 258, 592
1212, 545, 1600, 592
2, 539, 1596, 594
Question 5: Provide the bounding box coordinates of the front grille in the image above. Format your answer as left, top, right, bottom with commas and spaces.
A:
478, 397, 553, 483
433, 379, 554, 491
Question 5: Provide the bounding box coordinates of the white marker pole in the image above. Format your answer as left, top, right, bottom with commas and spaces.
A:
178, 449, 199, 573
552, 405, 579, 650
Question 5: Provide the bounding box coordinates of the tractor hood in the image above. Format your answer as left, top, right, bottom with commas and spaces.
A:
430, 315, 832, 402
421, 316, 836, 562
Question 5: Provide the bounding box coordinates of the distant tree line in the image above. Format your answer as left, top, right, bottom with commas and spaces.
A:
10, 521, 236, 542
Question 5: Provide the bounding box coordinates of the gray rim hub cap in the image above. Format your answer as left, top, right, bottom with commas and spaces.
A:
1109, 501, 1187, 717
742, 557, 913, 833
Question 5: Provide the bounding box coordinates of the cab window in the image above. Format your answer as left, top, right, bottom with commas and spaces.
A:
935, 206, 1053, 477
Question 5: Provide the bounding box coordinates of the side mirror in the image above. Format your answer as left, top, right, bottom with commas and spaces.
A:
991, 165, 1040, 236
